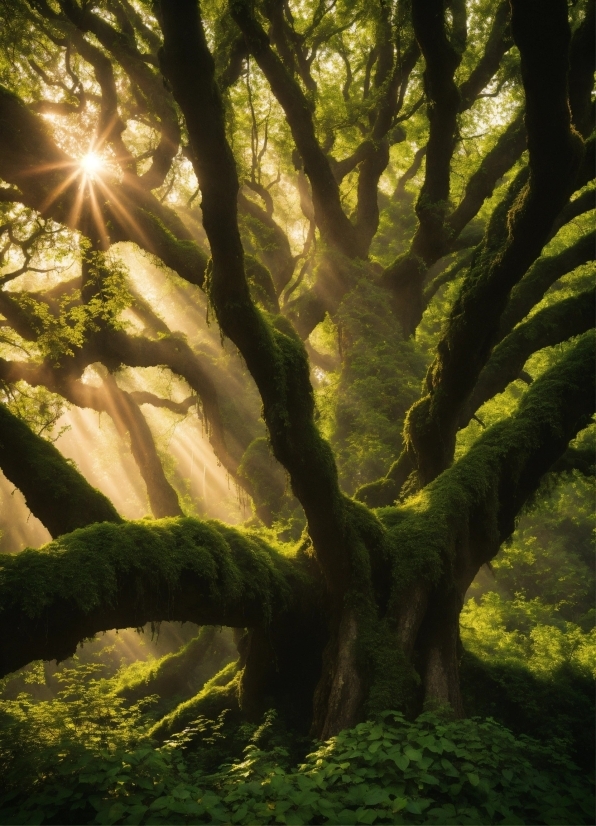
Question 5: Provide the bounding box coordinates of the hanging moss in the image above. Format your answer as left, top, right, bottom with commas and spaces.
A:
116, 626, 237, 704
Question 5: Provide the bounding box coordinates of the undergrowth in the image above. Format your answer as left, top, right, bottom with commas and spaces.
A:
0, 689, 593, 825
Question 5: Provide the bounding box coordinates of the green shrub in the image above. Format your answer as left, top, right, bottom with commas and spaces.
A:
1, 709, 593, 825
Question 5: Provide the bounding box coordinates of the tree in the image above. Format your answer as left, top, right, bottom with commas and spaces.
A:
0, 0, 593, 741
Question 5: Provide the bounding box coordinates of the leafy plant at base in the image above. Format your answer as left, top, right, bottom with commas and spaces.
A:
1, 706, 593, 825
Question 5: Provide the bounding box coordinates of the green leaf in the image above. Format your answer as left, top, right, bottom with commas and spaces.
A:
148, 797, 170, 811
392, 797, 408, 813
392, 754, 410, 771
420, 773, 440, 785
364, 788, 389, 806
467, 773, 480, 787
336, 810, 358, 825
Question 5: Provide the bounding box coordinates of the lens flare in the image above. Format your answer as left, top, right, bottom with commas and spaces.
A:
80, 152, 103, 178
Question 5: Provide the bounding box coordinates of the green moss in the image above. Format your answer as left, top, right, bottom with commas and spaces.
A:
135, 209, 208, 286
0, 517, 306, 627
148, 661, 242, 740
237, 437, 288, 525
116, 626, 237, 704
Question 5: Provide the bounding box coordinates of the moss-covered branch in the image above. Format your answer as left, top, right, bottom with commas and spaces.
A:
0, 517, 314, 678
499, 230, 595, 338
0, 402, 121, 537
404, 0, 583, 485
388, 331, 595, 593
117, 625, 237, 703
461, 288, 595, 426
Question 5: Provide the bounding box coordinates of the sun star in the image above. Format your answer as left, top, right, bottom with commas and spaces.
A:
80, 152, 103, 178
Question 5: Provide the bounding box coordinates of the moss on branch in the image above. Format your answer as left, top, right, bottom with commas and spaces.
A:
0, 517, 314, 678
462, 288, 595, 425
117, 625, 237, 704
383, 331, 595, 600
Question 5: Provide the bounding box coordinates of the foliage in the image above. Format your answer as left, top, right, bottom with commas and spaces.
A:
0, 702, 593, 826
2, 382, 70, 441
321, 276, 428, 493
461, 472, 595, 768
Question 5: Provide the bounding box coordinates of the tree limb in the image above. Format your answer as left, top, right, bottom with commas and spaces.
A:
0, 517, 315, 677
460, 288, 595, 427
499, 230, 595, 339
404, 0, 584, 485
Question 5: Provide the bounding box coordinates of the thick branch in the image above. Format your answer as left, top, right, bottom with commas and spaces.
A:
461, 288, 595, 427
405, 0, 583, 485
0, 517, 314, 677
499, 229, 595, 338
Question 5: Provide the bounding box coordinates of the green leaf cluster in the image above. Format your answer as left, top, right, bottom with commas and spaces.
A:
1, 702, 593, 825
